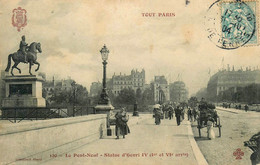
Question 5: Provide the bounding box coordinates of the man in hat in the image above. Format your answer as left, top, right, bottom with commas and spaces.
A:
175, 106, 182, 126
168, 104, 174, 120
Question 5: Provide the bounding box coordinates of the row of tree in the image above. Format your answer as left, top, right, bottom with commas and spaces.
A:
43, 82, 89, 107
218, 84, 260, 104
43, 82, 156, 109
195, 84, 260, 104
91, 86, 155, 109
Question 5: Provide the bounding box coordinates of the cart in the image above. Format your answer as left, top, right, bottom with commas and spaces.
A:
197, 106, 222, 138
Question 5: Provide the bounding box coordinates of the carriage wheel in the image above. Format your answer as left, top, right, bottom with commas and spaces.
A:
218, 117, 222, 137
218, 125, 221, 137
197, 119, 201, 138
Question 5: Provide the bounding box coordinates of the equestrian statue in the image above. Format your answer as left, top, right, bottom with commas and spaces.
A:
5, 35, 42, 76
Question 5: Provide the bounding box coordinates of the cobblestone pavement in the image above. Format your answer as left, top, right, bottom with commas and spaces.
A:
191, 108, 260, 165
44, 117, 202, 165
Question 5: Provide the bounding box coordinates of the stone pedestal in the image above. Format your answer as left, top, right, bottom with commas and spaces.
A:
2, 75, 46, 108
95, 104, 114, 114
95, 104, 114, 136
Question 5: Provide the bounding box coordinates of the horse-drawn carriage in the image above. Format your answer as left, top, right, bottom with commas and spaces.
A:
197, 102, 222, 138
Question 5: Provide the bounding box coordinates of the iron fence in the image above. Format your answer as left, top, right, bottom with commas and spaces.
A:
0, 106, 95, 123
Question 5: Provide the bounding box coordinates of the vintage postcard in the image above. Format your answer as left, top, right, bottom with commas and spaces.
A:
0, 0, 259, 165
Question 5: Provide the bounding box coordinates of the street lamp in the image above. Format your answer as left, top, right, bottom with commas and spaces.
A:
133, 100, 139, 116
99, 45, 109, 104
71, 81, 77, 117
95, 45, 114, 136
96, 45, 113, 107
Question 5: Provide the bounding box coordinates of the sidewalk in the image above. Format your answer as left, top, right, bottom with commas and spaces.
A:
216, 106, 259, 114
42, 117, 208, 165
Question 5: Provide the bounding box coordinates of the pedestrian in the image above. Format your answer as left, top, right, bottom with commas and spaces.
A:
168, 105, 174, 120
115, 108, 130, 139
207, 117, 215, 140
175, 106, 181, 126
187, 108, 192, 121
192, 108, 197, 121
162, 104, 168, 119
154, 106, 163, 125
181, 107, 185, 121
245, 104, 249, 112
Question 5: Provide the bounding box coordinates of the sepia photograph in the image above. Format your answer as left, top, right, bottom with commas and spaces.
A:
0, 0, 259, 164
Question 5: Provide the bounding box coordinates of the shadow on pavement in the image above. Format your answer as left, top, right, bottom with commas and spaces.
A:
194, 137, 209, 141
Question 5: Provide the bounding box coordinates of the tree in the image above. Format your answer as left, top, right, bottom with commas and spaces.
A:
142, 87, 154, 105
195, 88, 208, 100
48, 83, 89, 106
115, 88, 136, 105
136, 88, 142, 104
74, 84, 89, 105
217, 84, 260, 104
188, 97, 198, 108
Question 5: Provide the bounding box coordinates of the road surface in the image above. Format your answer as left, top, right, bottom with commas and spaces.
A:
40, 117, 205, 165
192, 107, 260, 165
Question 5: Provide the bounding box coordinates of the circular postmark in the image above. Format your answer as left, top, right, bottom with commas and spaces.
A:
205, 0, 256, 49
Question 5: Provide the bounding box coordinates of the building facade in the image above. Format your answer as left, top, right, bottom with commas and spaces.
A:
169, 81, 189, 102
42, 76, 76, 103
153, 76, 170, 103
89, 81, 102, 97
110, 69, 145, 95
207, 68, 260, 100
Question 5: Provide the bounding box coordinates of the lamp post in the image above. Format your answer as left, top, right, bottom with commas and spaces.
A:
95, 45, 114, 110
133, 100, 139, 116
95, 45, 114, 136
71, 81, 77, 117
98, 45, 110, 105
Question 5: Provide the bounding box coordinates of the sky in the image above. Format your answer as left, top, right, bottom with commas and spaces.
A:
0, 0, 259, 95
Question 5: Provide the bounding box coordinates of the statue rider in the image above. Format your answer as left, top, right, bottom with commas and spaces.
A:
18, 35, 28, 63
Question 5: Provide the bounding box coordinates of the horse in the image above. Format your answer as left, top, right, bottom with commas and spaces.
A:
5, 42, 42, 76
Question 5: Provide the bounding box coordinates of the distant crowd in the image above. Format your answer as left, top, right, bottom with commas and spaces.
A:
222, 102, 249, 112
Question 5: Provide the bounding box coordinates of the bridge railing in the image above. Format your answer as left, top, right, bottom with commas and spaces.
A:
0, 106, 95, 123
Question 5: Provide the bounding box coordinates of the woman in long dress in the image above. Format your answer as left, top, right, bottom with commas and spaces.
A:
207, 117, 215, 140
115, 108, 130, 139
154, 107, 163, 125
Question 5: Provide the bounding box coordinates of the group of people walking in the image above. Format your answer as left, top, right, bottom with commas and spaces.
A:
153, 103, 198, 126
187, 107, 198, 122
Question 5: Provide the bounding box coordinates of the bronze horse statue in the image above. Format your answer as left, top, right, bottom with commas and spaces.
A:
5, 42, 42, 76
